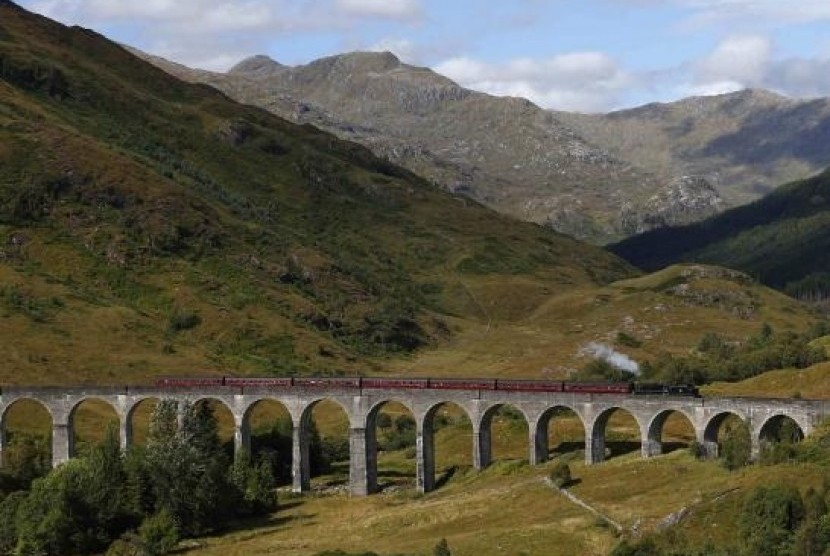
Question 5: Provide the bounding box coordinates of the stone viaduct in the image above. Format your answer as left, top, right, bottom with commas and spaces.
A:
0, 384, 827, 496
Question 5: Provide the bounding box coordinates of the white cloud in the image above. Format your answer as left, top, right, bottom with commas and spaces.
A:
367, 38, 419, 62
335, 0, 421, 19
695, 35, 771, 87
681, 0, 830, 25
435, 52, 635, 112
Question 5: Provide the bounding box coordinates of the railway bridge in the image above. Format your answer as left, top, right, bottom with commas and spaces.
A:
1, 384, 827, 495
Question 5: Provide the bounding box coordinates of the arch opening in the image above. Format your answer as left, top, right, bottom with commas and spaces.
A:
193, 398, 236, 459
126, 398, 160, 448
70, 398, 119, 457
1, 399, 52, 484
481, 404, 529, 465
422, 402, 474, 491
591, 408, 642, 464
760, 415, 805, 444
646, 410, 696, 457
759, 415, 805, 464
244, 399, 293, 485
301, 399, 350, 487
703, 412, 749, 463
367, 400, 416, 492
536, 406, 586, 463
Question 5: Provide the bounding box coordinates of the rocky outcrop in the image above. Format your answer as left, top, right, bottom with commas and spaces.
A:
619, 176, 725, 235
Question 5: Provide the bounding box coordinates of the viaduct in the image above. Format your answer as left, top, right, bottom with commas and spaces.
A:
0, 384, 826, 496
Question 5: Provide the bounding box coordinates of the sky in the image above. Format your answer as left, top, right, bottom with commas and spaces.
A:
18, 0, 830, 113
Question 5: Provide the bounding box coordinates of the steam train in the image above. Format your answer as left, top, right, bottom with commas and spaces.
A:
154, 376, 700, 396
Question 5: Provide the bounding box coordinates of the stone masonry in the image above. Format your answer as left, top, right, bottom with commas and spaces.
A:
0, 385, 827, 496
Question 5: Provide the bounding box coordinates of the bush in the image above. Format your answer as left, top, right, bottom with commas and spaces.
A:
720, 421, 751, 471
434, 537, 452, 556
168, 308, 201, 332
137, 509, 180, 556
549, 461, 572, 488
616, 331, 642, 348
739, 484, 805, 556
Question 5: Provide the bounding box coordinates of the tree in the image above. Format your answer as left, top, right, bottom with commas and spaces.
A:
738, 484, 804, 556
229, 449, 277, 516
720, 421, 751, 471
144, 400, 232, 535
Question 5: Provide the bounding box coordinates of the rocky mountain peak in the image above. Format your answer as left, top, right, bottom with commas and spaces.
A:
228, 54, 286, 77
309, 50, 403, 75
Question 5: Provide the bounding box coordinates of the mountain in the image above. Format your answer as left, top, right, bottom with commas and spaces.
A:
610, 168, 830, 291
132, 50, 729, 244
134, 53, 830, 245
558, 89, 830, 207
0, 0, 635, 382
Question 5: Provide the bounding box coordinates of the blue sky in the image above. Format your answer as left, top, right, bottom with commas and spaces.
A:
19, 0, 830, 112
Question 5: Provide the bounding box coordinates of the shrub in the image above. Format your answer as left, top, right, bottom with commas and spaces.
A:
433, 537, 452, 556
137, 509, 180, 556
168, 308, 201, 332
549, 461, 572, 488
739, 484, 805, 556
720, 421, 751, 471
616, 331, 642, 348
687, 441, 704, 460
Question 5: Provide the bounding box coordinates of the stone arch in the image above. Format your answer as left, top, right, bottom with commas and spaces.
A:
418, 401, 475, 493
125, 397, 161, 449
191, 397, 237, 455
1, 398, 53, 467
702, 411, 748, 459
365, 399, 418, 493
758, 414, 805, 444
241, 398, 294, 484
645, 409, 696, 458
68, 397, 120, 457
479, 403, 530, 466
532, 405, 587, 465
588, 407, 644, 464
295, 398, 351, 490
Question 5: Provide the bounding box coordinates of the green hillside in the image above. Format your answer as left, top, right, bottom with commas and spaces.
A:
610, 168, 830, 290
0, 1, 638, 383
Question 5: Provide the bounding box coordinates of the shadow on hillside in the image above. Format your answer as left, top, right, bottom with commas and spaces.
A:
435, 465, 458, 489
661, 441, 690, 455
606, 441, 641, 459
549, 441, 585, 457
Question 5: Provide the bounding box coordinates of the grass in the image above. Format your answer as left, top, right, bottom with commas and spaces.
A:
177, 439, 830, 556
389, 264, 816, 379
703, 360, 830, 399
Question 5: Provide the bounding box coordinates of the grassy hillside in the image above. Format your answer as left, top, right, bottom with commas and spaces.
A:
0, 1, 635, 383
389, 264, 818, 379
610, 169, 830, 290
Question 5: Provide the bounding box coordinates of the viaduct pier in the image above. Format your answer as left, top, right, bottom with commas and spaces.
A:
1, 384, 826, 495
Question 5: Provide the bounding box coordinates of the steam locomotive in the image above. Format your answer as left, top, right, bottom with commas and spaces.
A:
154, 376, 699, 396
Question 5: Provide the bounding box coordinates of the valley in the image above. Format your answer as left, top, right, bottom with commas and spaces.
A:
3, 1, 830, 555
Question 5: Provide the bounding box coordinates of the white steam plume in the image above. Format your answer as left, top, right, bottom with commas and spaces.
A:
581, 342, 640, 375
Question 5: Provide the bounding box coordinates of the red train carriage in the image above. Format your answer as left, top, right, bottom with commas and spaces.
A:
495, 380, 564, 392
427, 378, 497, 390
361, 378, 429, 389
563, 382, 633, 394
292, 377, 361, 388
155, 377, 225, 388
223, 377, 293, 388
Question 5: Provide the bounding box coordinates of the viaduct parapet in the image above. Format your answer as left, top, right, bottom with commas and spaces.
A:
1, 385, 826, 495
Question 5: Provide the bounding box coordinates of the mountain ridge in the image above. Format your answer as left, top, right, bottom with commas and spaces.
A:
131, 48, 721, 244
133, 48, 830, 243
